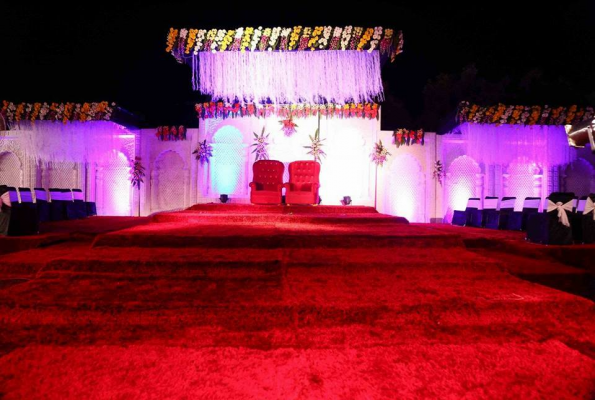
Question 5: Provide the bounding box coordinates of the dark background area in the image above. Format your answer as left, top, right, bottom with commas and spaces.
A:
2, 2, 594, 130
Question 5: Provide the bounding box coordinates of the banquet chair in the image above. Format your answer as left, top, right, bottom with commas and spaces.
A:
451, 198, 480, 227
69, 189, 88, 219
526, 192, 575, 245
284, 161, 321, 205
34, 188, 51, 222
15, 188, 39, 235
506, 197, 540, 231
249, 160, 284, 205
49, 188, 72, 221
581, 194, 595, 244
481, 197, 500, 229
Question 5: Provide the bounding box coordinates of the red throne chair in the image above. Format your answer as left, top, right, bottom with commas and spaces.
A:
249, 160, 285, 204
284, 161, 321, 205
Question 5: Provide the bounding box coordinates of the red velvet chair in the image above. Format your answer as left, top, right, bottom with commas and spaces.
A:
249, 160, 285, 204
284, 161, 320, 205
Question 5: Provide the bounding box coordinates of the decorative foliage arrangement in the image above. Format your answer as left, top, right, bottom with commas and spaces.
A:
372, 140, 391, 167
394, 129, 425, 147
156, 126, 187, 141
457, 101, 595, 126
304, 128, 326, 163
129, 157, 146, 189
192, 139, 213, 164
279, 117, 298, 136
195, 102, 379, 120
167, 26, 403, 61
1, 101, 115, 127
432, 160, 445, 185
251, 127, 270, 161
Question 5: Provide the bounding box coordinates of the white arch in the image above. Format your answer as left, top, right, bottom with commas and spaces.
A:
0, 151, 23, 187
445, 155, 481, 221
152, 150, 187, 212
384, 153, 424, 222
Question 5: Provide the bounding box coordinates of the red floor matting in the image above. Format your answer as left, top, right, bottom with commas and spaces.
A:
0, 206, 594, 399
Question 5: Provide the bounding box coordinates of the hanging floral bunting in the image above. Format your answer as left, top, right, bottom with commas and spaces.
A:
167, 25, 403, 62
1, 101, 115, 128
372, 140, 391, 166
129, 156, 146, 189
195, 101, 379, 120
304, 128, 326, 163
393, 129, 425, 147
251, 127, 270, 161
432, 160, 445, 186
457, 101, 595, 126
279, 117, 298, 136
193, 139, 213, 164
156, 125, 187, 141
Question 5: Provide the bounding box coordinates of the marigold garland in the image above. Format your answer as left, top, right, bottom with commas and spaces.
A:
457, 101, 594, 126
195, 101, 380, 120
394, 129, 425, 147
0, 101, 115, 128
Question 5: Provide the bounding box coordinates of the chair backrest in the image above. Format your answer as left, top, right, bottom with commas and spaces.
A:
252, 160, 284, 190
522, 197, 541, 210
35, 188, 48, 202
288, 161, 321, 187
72, 189, 84, 201
500, 197, 516, 210
466, 198, 481, 210
18, 187, 33, 203
7, 187, 19, 203
49, 188, 73, 201
577, 196, 588, 213
547, 192, 575, 207
483, 197, 498, 210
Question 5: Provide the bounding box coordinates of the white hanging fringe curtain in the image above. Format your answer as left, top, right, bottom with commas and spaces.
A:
195, 50, 384, 104
8, 121, 133, 164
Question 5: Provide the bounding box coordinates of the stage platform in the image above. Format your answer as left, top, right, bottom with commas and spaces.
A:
0, 205, 594, 398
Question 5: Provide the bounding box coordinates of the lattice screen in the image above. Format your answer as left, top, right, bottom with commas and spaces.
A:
445, 156, 480, 221
153, 151, 186, 212
0, 151, 21, 187
565, 158, 594, 196
385, 154, 424, 222
47, 162, 79, 189
505, 163, 538, 211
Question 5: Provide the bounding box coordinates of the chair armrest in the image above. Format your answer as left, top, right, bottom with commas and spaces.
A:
249, 182, 257, 190
276, 183, 284, 192
312, 183, 320, 191
283, 183, 291, 191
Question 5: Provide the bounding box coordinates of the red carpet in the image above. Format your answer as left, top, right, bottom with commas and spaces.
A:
0, 205, 594, 399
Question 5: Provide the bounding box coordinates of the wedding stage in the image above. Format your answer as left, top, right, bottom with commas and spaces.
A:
0, 204, 594, 398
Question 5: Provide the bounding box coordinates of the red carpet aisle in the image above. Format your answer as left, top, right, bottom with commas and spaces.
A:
0, 205, 594, 399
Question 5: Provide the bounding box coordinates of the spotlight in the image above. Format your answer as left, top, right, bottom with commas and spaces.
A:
219, 194, 229, 203
342, 196, 352, 206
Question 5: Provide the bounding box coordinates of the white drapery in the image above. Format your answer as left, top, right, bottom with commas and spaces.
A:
195, 50, 384, 104
457, 123, 576, 166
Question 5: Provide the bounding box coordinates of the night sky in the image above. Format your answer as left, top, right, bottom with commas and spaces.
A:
3, 2, 594, 129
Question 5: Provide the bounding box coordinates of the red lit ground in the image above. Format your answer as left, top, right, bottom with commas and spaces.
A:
0, 205, 594, 399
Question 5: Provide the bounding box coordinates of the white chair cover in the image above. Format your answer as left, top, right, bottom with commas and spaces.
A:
483, 197, 498, 210
466, 198, 481, 209
584, 197, 595, 220
523, 198, 541, 209
500, 198, 516, 210
547, 199, 574, 227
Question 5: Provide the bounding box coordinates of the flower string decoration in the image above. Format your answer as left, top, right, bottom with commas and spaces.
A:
130, 156, 146, 189
305, 128, 326, 163
394, 129, 425, 147
251, 127, 270, 161
279, 117, 298, 136
433, 160, 445, 186
372, 140, 391, 166
193, 139, 213, 165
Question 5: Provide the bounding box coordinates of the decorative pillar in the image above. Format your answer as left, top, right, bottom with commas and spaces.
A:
95, 167, 104, 215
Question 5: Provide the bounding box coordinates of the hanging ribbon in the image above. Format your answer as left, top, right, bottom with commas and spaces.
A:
584, 197, 595, 220
547, 199, 574, 227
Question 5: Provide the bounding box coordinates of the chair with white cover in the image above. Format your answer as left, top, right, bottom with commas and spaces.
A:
68, 189, 87, 219
581, 194, 595, 244
451, 198, 481, 227
526, 192, 575, 245
35, 188, 51, 222
506, 197, 541, 231
481, 197, 499, 229
49, 188, 72, 221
